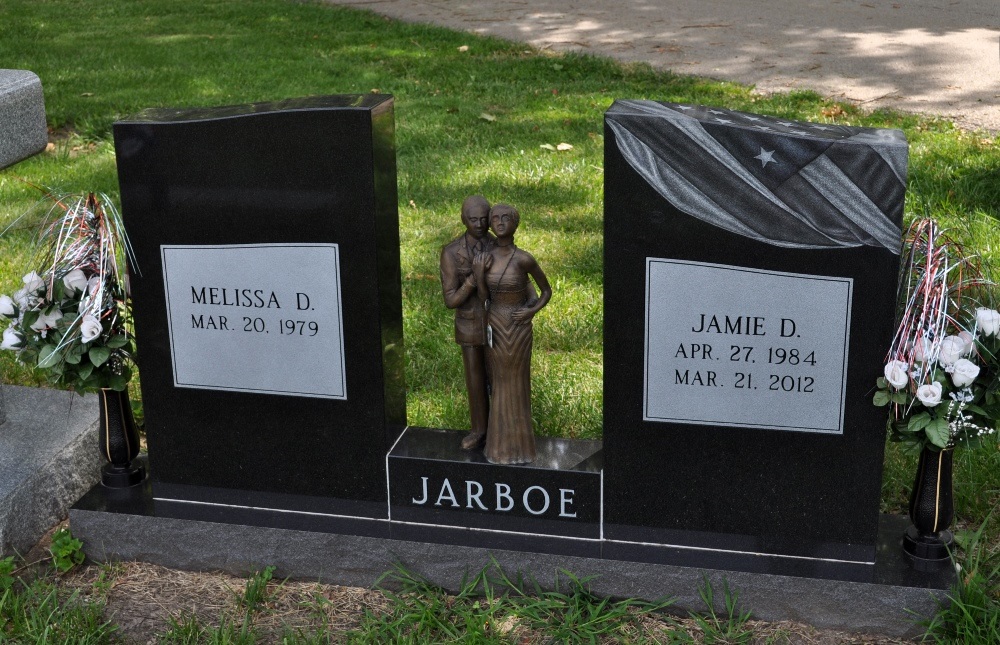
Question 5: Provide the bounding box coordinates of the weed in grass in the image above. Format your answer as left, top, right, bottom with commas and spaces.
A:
348, 560, 673, 643
50, 527, 85, 574
922, 512, 1000, 643
161, 613, 258, 645
669, 576, 753, 645
240, 565, 276, 614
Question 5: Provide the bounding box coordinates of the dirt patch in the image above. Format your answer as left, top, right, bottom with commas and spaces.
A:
64, 562, 390, 643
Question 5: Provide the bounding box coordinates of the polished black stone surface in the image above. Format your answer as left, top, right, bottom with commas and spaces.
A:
603, 101, 904, 560
114, 95, 404, 509
388, 427, 602, 545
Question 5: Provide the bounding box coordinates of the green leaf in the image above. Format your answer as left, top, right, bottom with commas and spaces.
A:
925, 417, 951, 449
890, 391, 908, 404
37, 344, 60, 369
64, 350, 81, 365
873, 391, 890, 406
49, 528, 84, 573
76, 362, 94, 380
106, 335, 128, 349
21, 309, 39, 329
81, 375, 101, 391
876, 377, 887, 389
900, 437, 926, 457
108, 375, 128, 391
909, 412, 931, 431
88, 346, 111, 367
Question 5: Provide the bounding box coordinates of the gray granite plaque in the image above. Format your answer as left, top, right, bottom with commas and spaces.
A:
161, 243, 347, 400
644, 258, 851, 433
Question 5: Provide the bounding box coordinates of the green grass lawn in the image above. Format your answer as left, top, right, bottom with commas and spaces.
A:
1, 0, 1000, 641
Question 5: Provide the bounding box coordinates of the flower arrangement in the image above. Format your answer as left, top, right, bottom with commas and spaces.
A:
874, 219, 1000, 453
0, 193, 135, 393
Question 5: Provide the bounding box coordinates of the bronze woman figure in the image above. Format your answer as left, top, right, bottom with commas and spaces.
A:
473, 204, 551, 464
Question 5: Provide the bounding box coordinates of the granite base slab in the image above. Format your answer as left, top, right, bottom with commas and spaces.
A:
1, 385, 101, 556
71, 480, 951, 638
0, 70, 47, 169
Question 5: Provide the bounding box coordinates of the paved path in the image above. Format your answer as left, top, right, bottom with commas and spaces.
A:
330, 0, 1000, 132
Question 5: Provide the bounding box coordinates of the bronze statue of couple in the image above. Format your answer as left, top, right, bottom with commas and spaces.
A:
440, 196, 552, 464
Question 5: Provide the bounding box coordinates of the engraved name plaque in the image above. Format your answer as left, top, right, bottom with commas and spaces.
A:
161, 243, 347, 400
644, 258, 852, 433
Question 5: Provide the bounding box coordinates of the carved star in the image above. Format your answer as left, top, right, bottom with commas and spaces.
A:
715, 118, 734, 124
709, 109, 726, 115
745, 116, 761, 121
676, 105, 693, 110
754, 147, 776, 168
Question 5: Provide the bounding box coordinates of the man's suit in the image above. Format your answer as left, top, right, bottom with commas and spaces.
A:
441, 232, 496, 346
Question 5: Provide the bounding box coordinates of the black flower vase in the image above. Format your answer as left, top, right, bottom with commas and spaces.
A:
902, 446, 954, 570
98, 388, 146, 487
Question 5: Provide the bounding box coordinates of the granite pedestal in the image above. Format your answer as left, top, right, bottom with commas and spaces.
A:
1, 385, 100, 556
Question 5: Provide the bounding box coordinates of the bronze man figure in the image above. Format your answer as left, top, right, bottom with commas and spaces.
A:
441, 195, 494, 450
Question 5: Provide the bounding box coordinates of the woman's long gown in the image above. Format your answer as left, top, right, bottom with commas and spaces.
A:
483, 249, 536, 464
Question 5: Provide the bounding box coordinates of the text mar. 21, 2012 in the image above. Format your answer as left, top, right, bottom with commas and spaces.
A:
644, 258, 852, 434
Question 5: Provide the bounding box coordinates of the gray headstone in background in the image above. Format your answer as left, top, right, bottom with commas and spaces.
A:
0, 385, 6, 425
0, 70, 47, 169
0, 386, 101, 556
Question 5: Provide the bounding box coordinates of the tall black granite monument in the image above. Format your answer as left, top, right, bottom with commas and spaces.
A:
114, 95, 404, 532
70, 96, 954, 635
603, 100, 906, 577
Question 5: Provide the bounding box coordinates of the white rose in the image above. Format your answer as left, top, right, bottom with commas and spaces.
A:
0, 294, 15, 317
0, 326, 21, 350
884, 360, 909, 390
914, 338, 932, 362
951, 358, 981, 387
22, 271, 44, 293
916, 382, 943, 407
62, 269, 89, 294
30, 308, 62, 332
79, 314, 102, 343
958, 331, 975, 356
977, 308, 1000, 337
939, 335, 965, 366
13, 288, 29, 309
87, 276, 101, 297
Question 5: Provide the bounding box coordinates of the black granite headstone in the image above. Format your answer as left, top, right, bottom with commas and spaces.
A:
603, 101, 906, 577
114, 95, 404, 533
